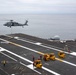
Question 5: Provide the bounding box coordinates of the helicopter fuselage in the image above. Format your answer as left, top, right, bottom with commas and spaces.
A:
4, 20, 28, 27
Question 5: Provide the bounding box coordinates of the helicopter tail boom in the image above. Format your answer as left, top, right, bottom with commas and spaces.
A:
24, 20, 28, 25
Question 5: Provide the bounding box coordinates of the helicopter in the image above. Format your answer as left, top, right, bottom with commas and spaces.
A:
4, 20, 28, 28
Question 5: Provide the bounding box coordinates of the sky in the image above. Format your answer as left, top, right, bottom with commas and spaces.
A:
0, 0, 76, 14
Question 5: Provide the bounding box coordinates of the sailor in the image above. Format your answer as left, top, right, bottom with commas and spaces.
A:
40, 55, 42, 60
3, 60, 6, 67
32, 56, 35, 61
38, 57, 40, 60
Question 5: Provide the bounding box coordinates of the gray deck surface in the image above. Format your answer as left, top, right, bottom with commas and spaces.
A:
0, 33, 76, 75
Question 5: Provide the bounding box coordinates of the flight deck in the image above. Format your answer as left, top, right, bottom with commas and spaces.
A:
0, 33, 76, 75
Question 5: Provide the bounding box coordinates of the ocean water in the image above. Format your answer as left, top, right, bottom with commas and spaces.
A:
0, 14, 76, 40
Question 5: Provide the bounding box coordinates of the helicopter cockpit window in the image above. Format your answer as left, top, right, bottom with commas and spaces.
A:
7, 22, 11, 25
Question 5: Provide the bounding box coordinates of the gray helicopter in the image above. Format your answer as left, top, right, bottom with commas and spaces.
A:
4, 20, 28, 28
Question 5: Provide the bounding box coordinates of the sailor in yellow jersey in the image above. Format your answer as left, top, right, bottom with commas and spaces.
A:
3, 60, 6, 67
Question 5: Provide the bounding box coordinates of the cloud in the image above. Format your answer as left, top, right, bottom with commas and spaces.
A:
0, 0, 76, 14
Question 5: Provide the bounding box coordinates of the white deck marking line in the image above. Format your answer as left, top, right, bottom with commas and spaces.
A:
0, 47, 60, 75
0, 48, 41, 75
63, 60, 76, 67
70, 52, 76, 56
0, 47, 5, 52
0, 38, 42, 54
11, 74, 15, 75
13, 37, 76, 56
14, 39, 76, 67
27, 64, 36, 69
0, 67, 9, 75
5, 49, 33, 63
42, 66, 60, 75
0, 49, 5, 52
6, 36, 76, 56
20, 62, 41, 74
0, 52, 17, 62
1, 38, 76, 67
35, 42, 42, 45
45, 63, 49, 65
0, 41, 9, 44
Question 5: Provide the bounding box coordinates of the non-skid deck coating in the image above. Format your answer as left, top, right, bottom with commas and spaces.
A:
0, 33, 76, 75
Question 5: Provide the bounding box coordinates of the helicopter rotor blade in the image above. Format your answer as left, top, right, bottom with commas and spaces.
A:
0, 19, 13, 21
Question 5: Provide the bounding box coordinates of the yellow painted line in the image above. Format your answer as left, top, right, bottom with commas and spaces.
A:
1, 38, 76, 67
55, 58, 63, 62
37, 52, 44, 55
10, 40, 64, 62
10, 41, 64, 62
0, 38, 64, 62
9, 42, 22, 47
37, 52, 63, 62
